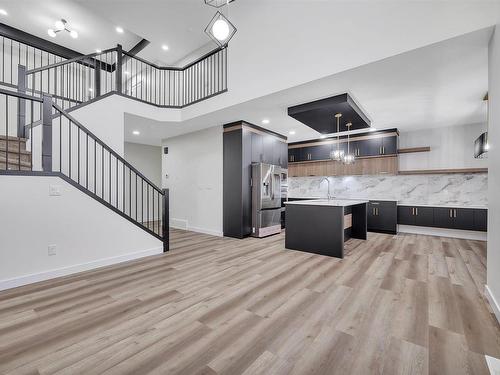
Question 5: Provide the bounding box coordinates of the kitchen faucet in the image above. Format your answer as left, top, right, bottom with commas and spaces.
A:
320, 177, 333, 200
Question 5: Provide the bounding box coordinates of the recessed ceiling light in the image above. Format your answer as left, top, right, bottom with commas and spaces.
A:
132, 130, 140, 135
116, 26, 124, 33
48, 29, 56, 38
370, 128, 377, 132
70, 30, 78, 39
0, 9, 8, 16
289, 130, 296, 135
261, 119, 270, 125
95, 49, 102, 53
320, 134, 327, 139
162, 44, 169, 51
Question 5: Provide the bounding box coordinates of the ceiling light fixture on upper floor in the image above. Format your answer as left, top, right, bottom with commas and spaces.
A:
95, 49, 102, 53
289, 130, 296, 135
204, 0, 237, 47
320, 134, 327, 139
0, 9, 8, 16
116, 26, 124, 34
261, 119, 270, 125
132, 130, 140, 135
48, 19, 78, 39
162, 44, 169, 51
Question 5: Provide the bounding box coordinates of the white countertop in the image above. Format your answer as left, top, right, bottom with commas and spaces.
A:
285, 199, 369, 207
287, 197, 487, 209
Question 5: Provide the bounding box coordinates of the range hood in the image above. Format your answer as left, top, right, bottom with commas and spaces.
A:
474, 132, 488, 159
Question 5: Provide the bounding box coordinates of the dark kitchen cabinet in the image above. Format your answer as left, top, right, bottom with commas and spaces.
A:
251, 132, 263, 163
474, 209, 487, 231
382, 136, 398, 155
397, 206, 415, 225
433, 207, 456, 229
414, 206, 434, 227
398, 205, 487, 232
289, 148, 300, 163
367, 201, 397, 234
262, 135, 277, 164
454, 208, 474, 231
280, 142, 288, 168
398, 206, 433, 226
288, 130, 400, 164
223, 121, 287, 238
363, 137, 382, 156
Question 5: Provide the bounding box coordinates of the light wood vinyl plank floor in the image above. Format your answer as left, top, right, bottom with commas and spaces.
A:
0, 230, 498, 374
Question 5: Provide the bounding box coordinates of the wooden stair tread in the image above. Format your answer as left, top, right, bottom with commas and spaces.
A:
0, 135, 28, 142
0, 146, 31, 154
0, 154, 32, 167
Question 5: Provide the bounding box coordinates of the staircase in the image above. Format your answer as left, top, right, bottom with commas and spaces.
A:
0, 136, 32, 171
0, 89, 170, 252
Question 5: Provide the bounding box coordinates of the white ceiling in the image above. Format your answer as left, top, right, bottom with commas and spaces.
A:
125, 27, 491, 145
0, 0, 218, 64
78, 0, 219, 66
0, 0, 141, 54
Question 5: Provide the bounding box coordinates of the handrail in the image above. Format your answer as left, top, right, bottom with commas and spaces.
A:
0, 87, 43, 102
122, 46, 225, 71
26, 46, 119, 75
51, 101, 163, 194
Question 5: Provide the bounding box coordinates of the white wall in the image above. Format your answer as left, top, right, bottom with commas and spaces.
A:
162, 126, 223, 236
487, 25, 500, 321
399, 123, 488, 171
0, 175, 162, 290
124, 142, 162, 187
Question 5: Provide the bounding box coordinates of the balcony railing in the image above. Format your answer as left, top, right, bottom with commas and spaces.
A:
13, 43, 227, 110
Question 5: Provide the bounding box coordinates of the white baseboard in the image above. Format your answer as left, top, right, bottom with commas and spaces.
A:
0, 246, 163, 292
170, 218, 188, 230
170, 218, 222, 237
398, 225, 487, 241
485, 285, 500, 325
188, 226, 223, 237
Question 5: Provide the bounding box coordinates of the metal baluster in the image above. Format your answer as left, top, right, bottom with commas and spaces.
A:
101, 146, 104, 199
69, 119, 72, 178
109, 151, 111, 203
86, 133, 88, 189
77, 126, 80, 184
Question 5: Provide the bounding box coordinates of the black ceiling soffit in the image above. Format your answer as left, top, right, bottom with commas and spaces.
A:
287, 93, 371, 134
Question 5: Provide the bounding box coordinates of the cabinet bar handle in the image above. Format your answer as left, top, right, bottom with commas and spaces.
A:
454, 209, 457, 218
415, 207, 418, 216
449, 209, 452, 218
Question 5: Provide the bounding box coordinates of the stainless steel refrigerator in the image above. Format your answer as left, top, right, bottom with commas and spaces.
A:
251, 163, 283, 237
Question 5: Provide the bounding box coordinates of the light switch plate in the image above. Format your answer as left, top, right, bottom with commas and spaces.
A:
48, 245, 57, 256
49, 185, 61, 196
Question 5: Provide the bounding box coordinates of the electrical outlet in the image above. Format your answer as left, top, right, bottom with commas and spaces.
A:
48, 245, 57, 256
49, 185, 61, 196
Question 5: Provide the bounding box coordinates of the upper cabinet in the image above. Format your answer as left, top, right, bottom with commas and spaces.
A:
288, 129, 399, 177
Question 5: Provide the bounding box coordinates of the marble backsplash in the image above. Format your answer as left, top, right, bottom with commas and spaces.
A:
288, 173, 488, 207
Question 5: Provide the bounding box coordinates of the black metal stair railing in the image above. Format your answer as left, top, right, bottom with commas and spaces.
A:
13, 41, 227, 111
0, 87, 169, 252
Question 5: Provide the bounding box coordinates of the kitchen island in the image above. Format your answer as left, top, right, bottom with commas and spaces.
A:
284, 199, 368, 258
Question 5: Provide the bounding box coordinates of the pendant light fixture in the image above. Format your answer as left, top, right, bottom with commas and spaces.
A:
204, 0, 237, 47
343, 122, 355, 165
48, 19, 78, 39
330, 113, 344, 161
